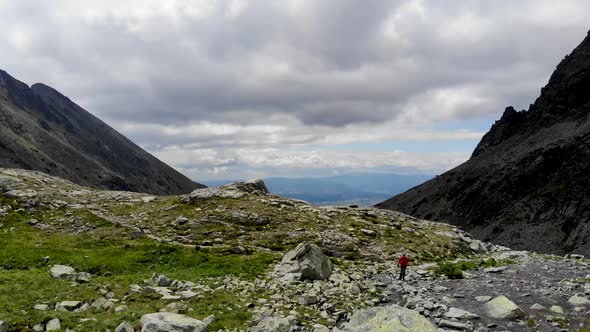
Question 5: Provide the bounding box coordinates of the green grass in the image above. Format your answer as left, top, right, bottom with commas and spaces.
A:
0, 200, 277, 331
433, 258, 515, 279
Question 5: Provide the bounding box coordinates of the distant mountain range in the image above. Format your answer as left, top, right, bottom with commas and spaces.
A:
0, 69, 205, 195
378, 30, 590, 256
202, 173, 432, 205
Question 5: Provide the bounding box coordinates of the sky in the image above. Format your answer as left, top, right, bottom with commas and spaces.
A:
1, 0, 590, 181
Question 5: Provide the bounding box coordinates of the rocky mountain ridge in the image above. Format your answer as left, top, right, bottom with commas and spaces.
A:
378, 30, 590, 256
0, 168, 589, 331
0, 69, 204, 195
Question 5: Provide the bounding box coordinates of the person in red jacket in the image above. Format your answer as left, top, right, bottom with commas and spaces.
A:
397, 254, 409, 280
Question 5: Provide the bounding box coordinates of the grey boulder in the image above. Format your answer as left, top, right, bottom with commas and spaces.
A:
50, 265, 76, 279
278, 242, 333, 281
140, 313, 211, 332
342, 304, 437, 331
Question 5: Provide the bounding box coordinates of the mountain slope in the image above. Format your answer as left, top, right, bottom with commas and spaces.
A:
0, 69, 204, 195
378, 30, 590, 256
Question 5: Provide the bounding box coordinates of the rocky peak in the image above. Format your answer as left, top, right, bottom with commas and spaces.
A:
472, 30, 590, 157
472, 106, 528, 157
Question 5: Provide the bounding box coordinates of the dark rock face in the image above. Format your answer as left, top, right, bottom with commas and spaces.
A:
0, 69, 205, 195
377, 31, 590, 256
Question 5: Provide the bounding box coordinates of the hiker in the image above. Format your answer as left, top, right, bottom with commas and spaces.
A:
398, 254, 409, 280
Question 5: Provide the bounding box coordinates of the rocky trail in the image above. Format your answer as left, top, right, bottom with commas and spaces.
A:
369, 253, 590, 331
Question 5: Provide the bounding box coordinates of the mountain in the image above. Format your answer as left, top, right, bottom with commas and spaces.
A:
378, 30, 590, 256
202, 173, 432, 205
0, 69, 204, 195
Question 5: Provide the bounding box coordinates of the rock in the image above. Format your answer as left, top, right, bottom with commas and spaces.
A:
439, 319, 470, 330
251, 316, 290, 332
50, 265, 76, 279
229, 246, 246, 254
34, 303, 50, 311
129, 284, 143, 293
485, 295, 527, 319
299, 295, 318, 305
115, 322, 135, 332
0, 321, 6, 332
174, 216, 189, 226
475, 296, 491, 303
92, 298, 115, 311
278, 242, 333, 281
443, 307, 480, 320
140, 313, 209, 332
342, 304, 437, 331
56, 300, 83, 312
550, 305, 565, 314
312, 324, 330, 332
141, 196, 156, 203
115, 305, 128, 313
46, 318, 61, 331
568, 294, 590, 306
483, 266, 506, 273
152, 273, 172, 287
360, 229, 377, 237
179, 290, 198, 299
530, 303, 546, 310
76, 272, 93, 283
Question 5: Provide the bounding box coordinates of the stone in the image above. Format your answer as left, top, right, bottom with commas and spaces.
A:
568, 294, 590, 306
342, 304, 437, 331
152, 273, 172, 287
438, 319, 470, 330
278, 242, 333, 281
530, 303, 546, 310
92, 297, 115, 311
76, 272, 93, 283
485, 295, 527, 319
229, 246, 246, 254
50, 265, 76, 279
140, 313, 209, 332
46, 318, 61, 331
0, 321, 6, 332
483, 266, 506, 273
550, 305, 564, 314
300, 295, 318, 305
360, 229, 377, 237
56, 300, 83, 312
312, 324, 330, 332
115, 322, 135, 332
179, 290, 198, 299
475, 296, 491, 303
141, 196, 156, 203
34, 303, 50, 311
443, 307, 480, 320
251, 316, 291, 332
129, 284, 143, 293
115, 305, 128, 313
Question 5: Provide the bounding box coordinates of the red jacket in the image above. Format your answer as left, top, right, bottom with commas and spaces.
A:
398, 256, 409, 267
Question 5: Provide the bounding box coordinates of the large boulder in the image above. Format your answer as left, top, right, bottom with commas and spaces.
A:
485, 295, 527, 319
140, 313, 212, 332
50, 265, 76, 279
181, 179, 269, 204
277, 242, 333, 281
250, 316, 291, 332
342, 304, 437, 331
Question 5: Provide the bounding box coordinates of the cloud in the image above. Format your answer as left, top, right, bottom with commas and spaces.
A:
1, 0, 589, 179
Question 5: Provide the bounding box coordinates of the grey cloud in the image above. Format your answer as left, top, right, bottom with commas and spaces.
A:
2, 1, 590, 139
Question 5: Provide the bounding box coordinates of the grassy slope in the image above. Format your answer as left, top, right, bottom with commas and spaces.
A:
0, 169, 476, 330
